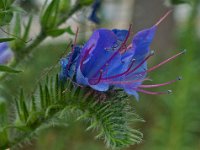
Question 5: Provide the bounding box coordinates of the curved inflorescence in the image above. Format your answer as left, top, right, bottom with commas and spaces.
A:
60, 11, 185, 100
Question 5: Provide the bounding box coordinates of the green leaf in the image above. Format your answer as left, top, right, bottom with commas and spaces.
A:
13, 13, 21, 37
46, 26, 74, 37
0, 99, 7, 126
0, 11, 13, 26
41, 0, 60, 29
0, 98, 9, 147
0, 0, 15, 26
0, 0, 15, 10
19, 89, 29, 122
22, 15, 33, 43
77, 0, 93, 6
59, 0, 70, 13
0, 65, 22, 73
9, 6, 26, 14
169, 0, 191, 4
0, 37, 15, 43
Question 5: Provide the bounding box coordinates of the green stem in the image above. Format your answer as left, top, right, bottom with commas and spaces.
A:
0, 3, 83, 81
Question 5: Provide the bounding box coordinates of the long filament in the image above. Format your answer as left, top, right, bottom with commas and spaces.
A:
154, 10, 172, 27
127, 50, 186, 79
138, 77, 181, 88
147, 50, 186, 72
125, 51, 154, 76
103, 78, 150, 85
66, 27, 79, 70
132, 88, 172, 95
100, 59, 135, 80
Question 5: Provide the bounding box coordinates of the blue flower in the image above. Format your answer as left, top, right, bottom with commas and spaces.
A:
60, 45, 81, 80
0, 42, 14, 64
89, 0, 102, 24
61, 11, 184, 100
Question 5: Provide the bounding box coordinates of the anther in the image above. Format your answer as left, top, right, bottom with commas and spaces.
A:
133, 88, 173, 95
177, 76, 182, 80
125, 52, 154, 76
182, 49, 187, 54
167, 90, 172, 94
154, 10, 172, 27
150, 50, 155, 56
147, 50, 186, 73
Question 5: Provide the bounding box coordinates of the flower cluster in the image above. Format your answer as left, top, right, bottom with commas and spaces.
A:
89, 0, 102, 24
60, 11, 184, 100
0, 42, 13, 64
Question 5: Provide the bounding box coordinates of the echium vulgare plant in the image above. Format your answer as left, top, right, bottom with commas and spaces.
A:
60, 11, 185, 100
0, 7, 186, 150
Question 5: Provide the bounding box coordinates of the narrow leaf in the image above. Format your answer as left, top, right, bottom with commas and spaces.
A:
41, 0, 60, 29
0, 38, 15, 43
0, 65, 22, 73
22, 15, 33, 41
46, 26, 74, 37
20, 89, 29, 121
0, 99, 9, 146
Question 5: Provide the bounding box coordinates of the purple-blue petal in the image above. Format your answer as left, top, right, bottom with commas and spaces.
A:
132, 26, 156, 59
90, 83, 109, 91
0, 42, 9, 53
124, 87, 139, 101
76, 66, 89, 85
76, 66, 109, 91
0, 42, 13, 64
60, 46, 81, 80
112, 29, 128, 42
80, 29, 119, 79
89, 0, 101, 24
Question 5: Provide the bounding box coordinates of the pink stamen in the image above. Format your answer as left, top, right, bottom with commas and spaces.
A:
66, 27, 79, 70
132, 88, 172, 95
91, 24, 132, 79
92, 50, 154, 81
103, 78, 150, 85
129, 50, 186, 78
138, 76, 182, 88
100, 59, 136, 80
147, 50, 186, 72
125, 50, 155, 76
120, 44, 128, 53
154, 10, 172, 27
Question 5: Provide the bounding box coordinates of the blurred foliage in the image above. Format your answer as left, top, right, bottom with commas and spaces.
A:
134, 0, 200, 150
0, 0, 15, 26
169, 0, 190, 4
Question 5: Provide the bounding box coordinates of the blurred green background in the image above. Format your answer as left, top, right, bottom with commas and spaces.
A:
2, 0, 200, 149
